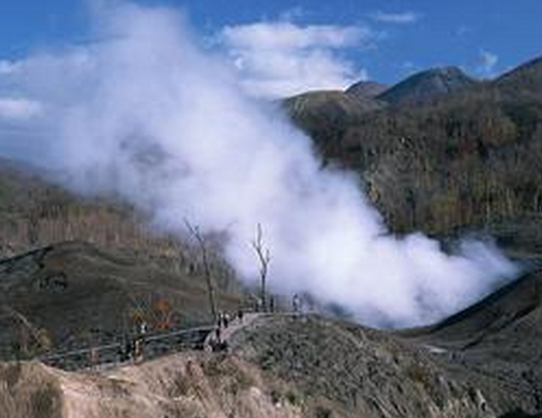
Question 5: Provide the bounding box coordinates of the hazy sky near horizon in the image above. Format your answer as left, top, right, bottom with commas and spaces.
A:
0, 1, 541, 95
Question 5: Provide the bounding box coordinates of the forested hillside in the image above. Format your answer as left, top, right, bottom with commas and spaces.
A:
288, 56, 542, 244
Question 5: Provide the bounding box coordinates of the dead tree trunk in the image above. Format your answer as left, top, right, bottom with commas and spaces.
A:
185, 220, 218, 321
252, 223, 271, 312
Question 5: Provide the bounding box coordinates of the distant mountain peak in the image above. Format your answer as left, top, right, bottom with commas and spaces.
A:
378, 66, 478, 105
494, 54, 542, 96
497, 55, 542, 81
344, 81, 388, 100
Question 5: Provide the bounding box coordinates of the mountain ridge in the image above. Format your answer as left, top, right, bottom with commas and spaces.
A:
377, 66, 479, 105
286, 53, 542, 236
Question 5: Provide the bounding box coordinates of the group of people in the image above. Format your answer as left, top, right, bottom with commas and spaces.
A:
118, 335, 145, 363
210, 311, 232, 352
209, 307, 249, 352
217, 311, 232, 328
112, 294, 307, 361
251, 294, 304, 314
118, 321, 148, 363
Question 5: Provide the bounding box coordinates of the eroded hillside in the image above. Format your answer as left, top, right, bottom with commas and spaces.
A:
0, 315, 498, 418
0, 241, 245, 361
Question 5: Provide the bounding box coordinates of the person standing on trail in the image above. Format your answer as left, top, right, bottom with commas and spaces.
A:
140, 321, 148, 336
119, 335, 132, 362
118, 342, 125, 362
255, 297, 263, 313
133, 337, 144, 363
129, 339, 134, 359
237, 308, 244, 323
90, 347, 98, 368
269, 296, 275, 313
293, 294, 300, 313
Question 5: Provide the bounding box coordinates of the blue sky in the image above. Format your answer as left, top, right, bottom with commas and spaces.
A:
0, 1, 541, 91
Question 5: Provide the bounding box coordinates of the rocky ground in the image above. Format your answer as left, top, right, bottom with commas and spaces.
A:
229, 314, 494, 418
0, 315, 493, 418
2, 270, 542, 418
402, 268, 542, 416
0, 352, 302, 418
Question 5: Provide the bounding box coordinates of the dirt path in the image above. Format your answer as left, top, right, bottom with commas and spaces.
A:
204, 312, 261, 349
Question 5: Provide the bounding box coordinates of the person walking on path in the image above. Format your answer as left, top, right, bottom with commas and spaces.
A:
293, 294, 300, 313
133, 337, 143, 363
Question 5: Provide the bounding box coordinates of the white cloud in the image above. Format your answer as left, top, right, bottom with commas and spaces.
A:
370, 11, 421, 24
220, 21, 372, 98
0, 60, 20, 75
222, 22, 364, 50
477, 49, 499, 77
0, 97, 42, 120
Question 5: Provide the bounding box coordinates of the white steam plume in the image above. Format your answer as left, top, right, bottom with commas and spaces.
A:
0, 3, 518, 327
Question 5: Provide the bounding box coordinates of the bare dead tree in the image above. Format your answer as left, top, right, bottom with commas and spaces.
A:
184, 220, 218, 321
251, 223, 271, 312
